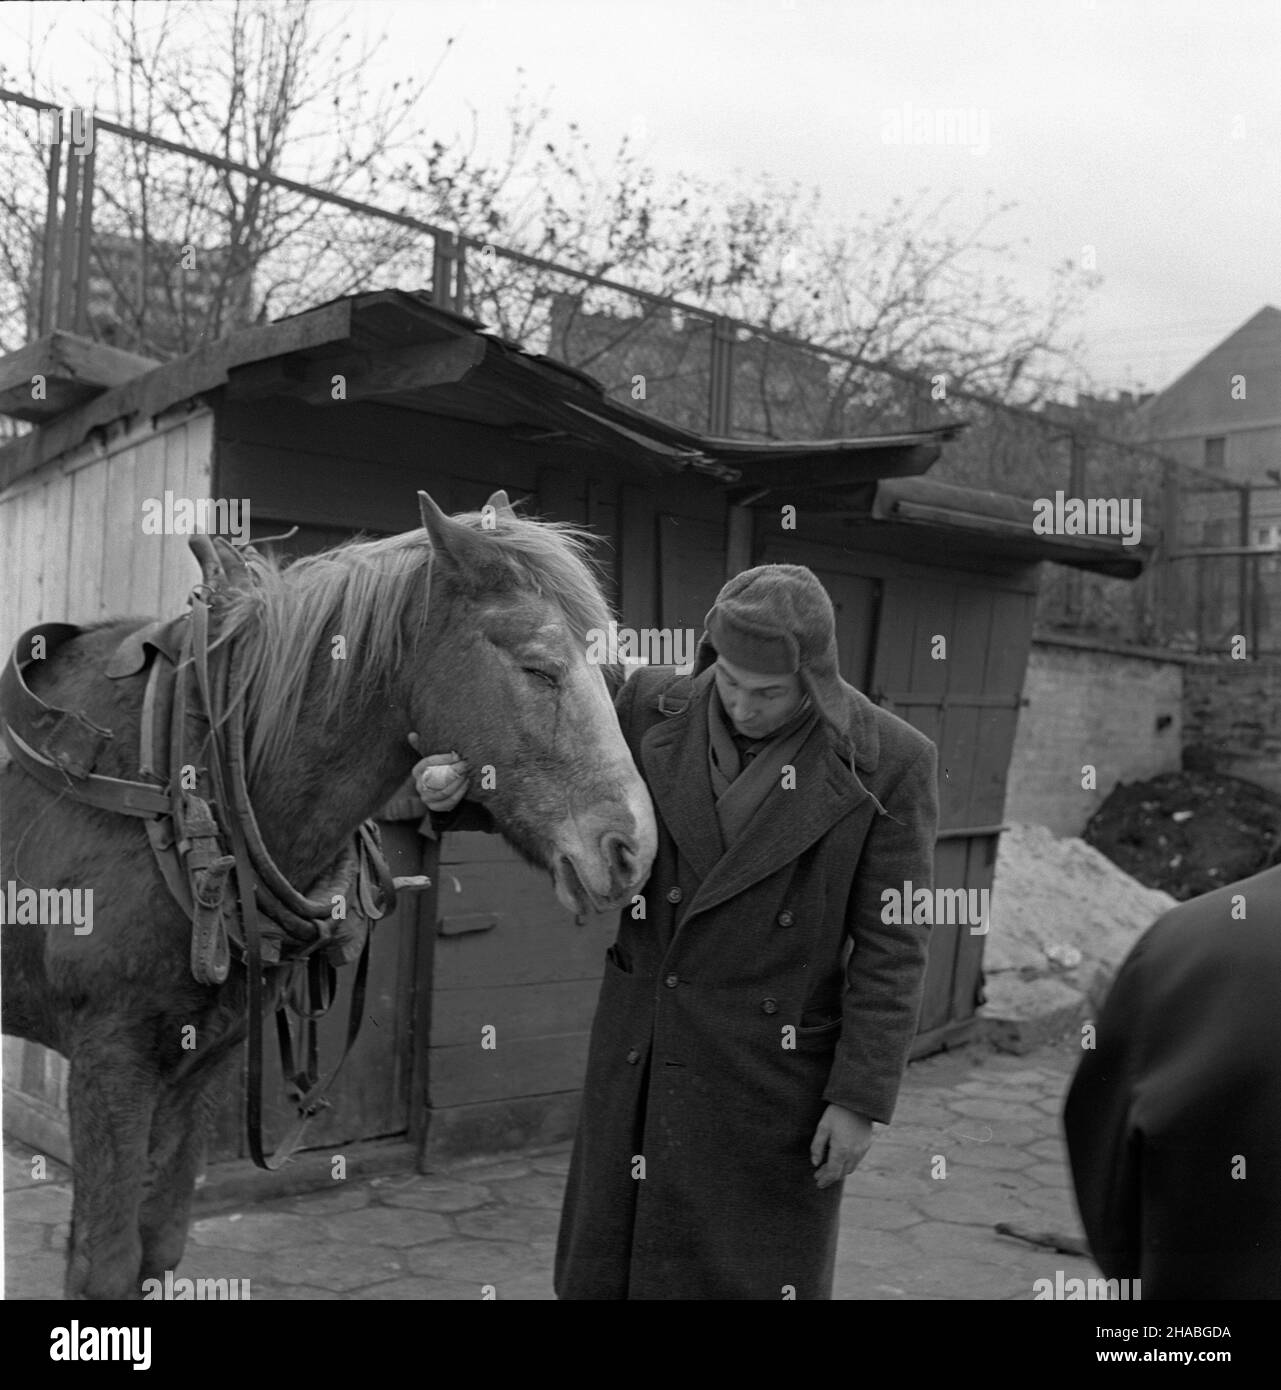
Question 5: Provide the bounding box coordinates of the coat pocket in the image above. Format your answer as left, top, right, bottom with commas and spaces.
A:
793, 1016, 843, 1054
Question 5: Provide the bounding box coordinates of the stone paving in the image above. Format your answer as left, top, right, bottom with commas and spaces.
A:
3, 1031, 1098, 1300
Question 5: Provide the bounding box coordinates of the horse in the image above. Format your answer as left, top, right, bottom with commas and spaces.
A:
1, 487, 657, 1300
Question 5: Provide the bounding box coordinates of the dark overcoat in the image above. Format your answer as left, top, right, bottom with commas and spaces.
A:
553, 665, 939, 1300
1064, 865, 1281, 1299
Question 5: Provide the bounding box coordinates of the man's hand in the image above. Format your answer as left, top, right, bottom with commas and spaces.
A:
409, 733, 470, 813
810, 1104, 874, 1189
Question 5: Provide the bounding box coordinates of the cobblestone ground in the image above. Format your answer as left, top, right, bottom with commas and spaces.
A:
4, 1031, 1097, 1300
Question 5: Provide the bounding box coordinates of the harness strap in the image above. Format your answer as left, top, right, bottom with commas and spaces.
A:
188, 583, 385, 1169
2, 579, 399, 1173
140, 653, 195, 915
185, 587, 293, 1166
225, 693, 341, 923
2, 724, 172, 817
0, 623, 170, 817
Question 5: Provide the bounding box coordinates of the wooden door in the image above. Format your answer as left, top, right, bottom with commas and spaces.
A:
764, 537, 1037, 1052
868, 575, 1035, 1052
659, 513, 726, 640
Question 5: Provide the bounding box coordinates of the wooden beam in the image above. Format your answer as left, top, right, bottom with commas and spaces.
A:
224, 335, 486, 405
726, 503, 753, 577
0, 332, 159, 423
717, 443, 934, 491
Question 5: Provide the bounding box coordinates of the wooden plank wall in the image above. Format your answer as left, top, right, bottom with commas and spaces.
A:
1, 407, 212, 1150
429, 833, 619, 1107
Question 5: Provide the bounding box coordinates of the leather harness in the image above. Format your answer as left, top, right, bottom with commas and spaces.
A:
1, 534, 409, 1170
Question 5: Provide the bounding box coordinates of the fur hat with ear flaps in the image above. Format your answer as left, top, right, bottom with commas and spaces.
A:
692, 564, 856, 758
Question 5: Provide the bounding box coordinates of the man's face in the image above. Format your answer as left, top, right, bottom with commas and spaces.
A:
713, 655, 804, 738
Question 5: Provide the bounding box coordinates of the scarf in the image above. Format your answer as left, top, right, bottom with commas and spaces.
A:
706, 684, 819, 849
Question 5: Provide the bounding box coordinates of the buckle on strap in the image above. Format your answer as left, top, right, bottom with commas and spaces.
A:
32, 708, 113, 780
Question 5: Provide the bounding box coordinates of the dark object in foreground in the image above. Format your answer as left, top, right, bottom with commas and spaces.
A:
1064, 864, 1281, 1298
1083, 769, 1281, 901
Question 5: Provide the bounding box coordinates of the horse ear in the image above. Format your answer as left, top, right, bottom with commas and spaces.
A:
418, 489, 489, 570
418, 489, 448, 537
485, 489, 518, 520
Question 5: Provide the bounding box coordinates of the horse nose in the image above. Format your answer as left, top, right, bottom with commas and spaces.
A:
601, 829, 640, 885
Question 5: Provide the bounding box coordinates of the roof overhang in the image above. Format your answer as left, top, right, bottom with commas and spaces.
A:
862, 476, 1150, 577
0, 290, 1147, 578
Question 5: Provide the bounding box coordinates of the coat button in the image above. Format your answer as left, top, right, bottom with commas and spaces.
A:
666, 886, 682, 904
761, 998, 779, 1014
665, 973, 680, 988
777, 910, 795, 927
626, 1048, 641, 1065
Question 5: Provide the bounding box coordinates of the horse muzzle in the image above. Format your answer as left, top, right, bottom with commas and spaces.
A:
551, 792, 658, 914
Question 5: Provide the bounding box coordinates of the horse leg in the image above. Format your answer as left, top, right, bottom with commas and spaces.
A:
138, 1051, 236, 1285
64, 1021, 160, 1300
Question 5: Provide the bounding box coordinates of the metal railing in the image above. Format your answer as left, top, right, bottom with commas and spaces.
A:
2, 88, 1269, 654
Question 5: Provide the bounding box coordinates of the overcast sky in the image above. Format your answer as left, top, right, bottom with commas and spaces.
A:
4, 0, 1279, 393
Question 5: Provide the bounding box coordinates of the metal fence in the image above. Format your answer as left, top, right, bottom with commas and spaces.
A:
2, 89, 1270, 655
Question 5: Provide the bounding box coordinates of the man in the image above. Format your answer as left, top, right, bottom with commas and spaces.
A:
416, 564, 939, 1299
1063, 865, 1281, 1298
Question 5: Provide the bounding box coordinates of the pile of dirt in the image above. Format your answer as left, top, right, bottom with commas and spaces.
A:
981, 823, 1177, 1048
1082, 770, 1281, 901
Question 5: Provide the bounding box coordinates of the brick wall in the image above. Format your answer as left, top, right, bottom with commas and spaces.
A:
1003, 640, 1183, 836
1183, 657, 1281, 798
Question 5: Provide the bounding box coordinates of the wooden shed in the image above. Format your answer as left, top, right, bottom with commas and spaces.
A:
0, 289, 1146, 1175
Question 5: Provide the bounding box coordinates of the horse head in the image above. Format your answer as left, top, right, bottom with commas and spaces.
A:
410, 489, 657, 915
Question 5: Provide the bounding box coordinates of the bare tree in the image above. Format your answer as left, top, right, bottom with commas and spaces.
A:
1, 4, 1098, 423
391, 87, 1098, 427
0, 0, 450, 357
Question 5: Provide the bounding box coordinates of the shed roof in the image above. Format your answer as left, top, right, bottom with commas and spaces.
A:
0, 288, 1145, 576
868, 476, 1148, 578
0, 289, 955, 490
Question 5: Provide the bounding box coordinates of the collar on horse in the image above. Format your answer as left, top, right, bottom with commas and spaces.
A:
0, 534, 404, 1170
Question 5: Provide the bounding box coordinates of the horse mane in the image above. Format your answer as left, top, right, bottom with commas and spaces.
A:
218, 508, 614, 783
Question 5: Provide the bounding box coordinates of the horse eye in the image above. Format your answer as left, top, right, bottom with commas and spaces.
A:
522, 666, 559, 687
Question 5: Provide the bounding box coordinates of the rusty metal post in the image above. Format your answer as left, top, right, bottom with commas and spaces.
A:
73, 141, 96, 335
1065, 431, 1084, 622
38, 133, 62, 334
453, 238, 467, 315
432, 231, 458, 311
708, 315, 734, 436
1157, 460, 1180, 645
1196, 554, 1206, 652
55, 137, 80, 329
1239, 484, 1252, 650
